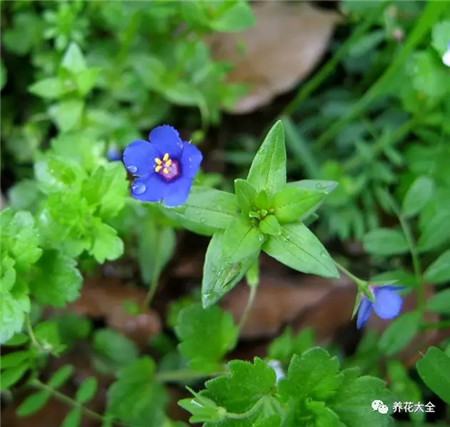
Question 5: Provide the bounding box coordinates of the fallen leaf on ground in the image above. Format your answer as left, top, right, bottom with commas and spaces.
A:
222, 274, 352, 339
70, 277, 161, 347
210, 1, 340, 113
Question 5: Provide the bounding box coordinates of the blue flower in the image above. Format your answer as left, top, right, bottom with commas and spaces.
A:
356, 285, 403, 329
123, 125, 202, 207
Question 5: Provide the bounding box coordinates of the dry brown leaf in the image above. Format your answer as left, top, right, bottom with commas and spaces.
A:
210, 1, 340, 113
222, 274, 352, 339
70, 277, 161, 347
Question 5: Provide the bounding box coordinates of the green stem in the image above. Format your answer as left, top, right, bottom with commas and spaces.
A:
420, 320, 450, 330
31, 379, 108, 424
315, 1, 446, 148
238, 283, 258, 331
385, 194, 425, 311
397, 211, 425, 311
334, 260, 368, 290
226, 396, 268, 420
344, 118, 416, 171
283, 2, 386, 115
143, 276, 159, 308
26, 315, 44, 352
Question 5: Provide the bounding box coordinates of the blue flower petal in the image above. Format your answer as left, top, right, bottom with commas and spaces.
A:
181, 142, 203, 179
149, 125, 183, 157
130, 174, 167, 202
356, 297, 373, 329
373, 286, 403, 319
123, 140, 159, 177
162, 176, 193, 207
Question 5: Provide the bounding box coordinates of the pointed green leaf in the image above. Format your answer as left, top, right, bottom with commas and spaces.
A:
379, 312, 420, 355
234, 179, 256, 214
259, 215, 282, 236
222, 217, 263, 262
424, 250, 450, 284
169, 186, 238, 235
274, 186, 326, 223
416, 346, 450, 404
427, 289, 450, 314
247, 121, 286, 195
288, 179, 338, 194
76, 377, 98, 404
17, 391, 50, 417
202, 232, 256, 307
263, 223, 338, 278
363, 228, 408, 256
402, 176, 434, 217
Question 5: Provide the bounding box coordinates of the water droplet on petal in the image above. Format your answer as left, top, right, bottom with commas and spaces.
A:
132, 182, 146, 195
127, 165, 138, 174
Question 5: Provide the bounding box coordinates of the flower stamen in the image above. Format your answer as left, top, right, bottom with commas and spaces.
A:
154, 153, 180, 181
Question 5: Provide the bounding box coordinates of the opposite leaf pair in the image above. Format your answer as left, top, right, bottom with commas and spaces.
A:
170, 121, 339, 306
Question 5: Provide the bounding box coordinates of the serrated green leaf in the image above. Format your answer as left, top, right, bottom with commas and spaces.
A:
0, 292, 30, 344
379, 312, 420, 355
176, 303, 238, 371
107, 357, 167, 427
402, 176, 434, 217
416, 346, 450, 404
17, 391, 50, 417
91, 222, 124, 263
426, 289, 450, 314
30, 251, 82, 307
247, 121, 286, 195
204, 358, 276, 413
263, 223, 338, 278
268, 328, 315, 364
363, 228, 408, 256
329, 368, 394, 427
179, 392, 226, 424
170, 186, 239, 235
1, 209, 42, 269
76, 377, 98, 404
280, 348, 342, 402
424, 250, 450, 284
82, 164, 128, 219
273, 186, 326, 223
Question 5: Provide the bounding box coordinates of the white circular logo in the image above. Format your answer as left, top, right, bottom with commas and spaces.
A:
371, 400, 389, 414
